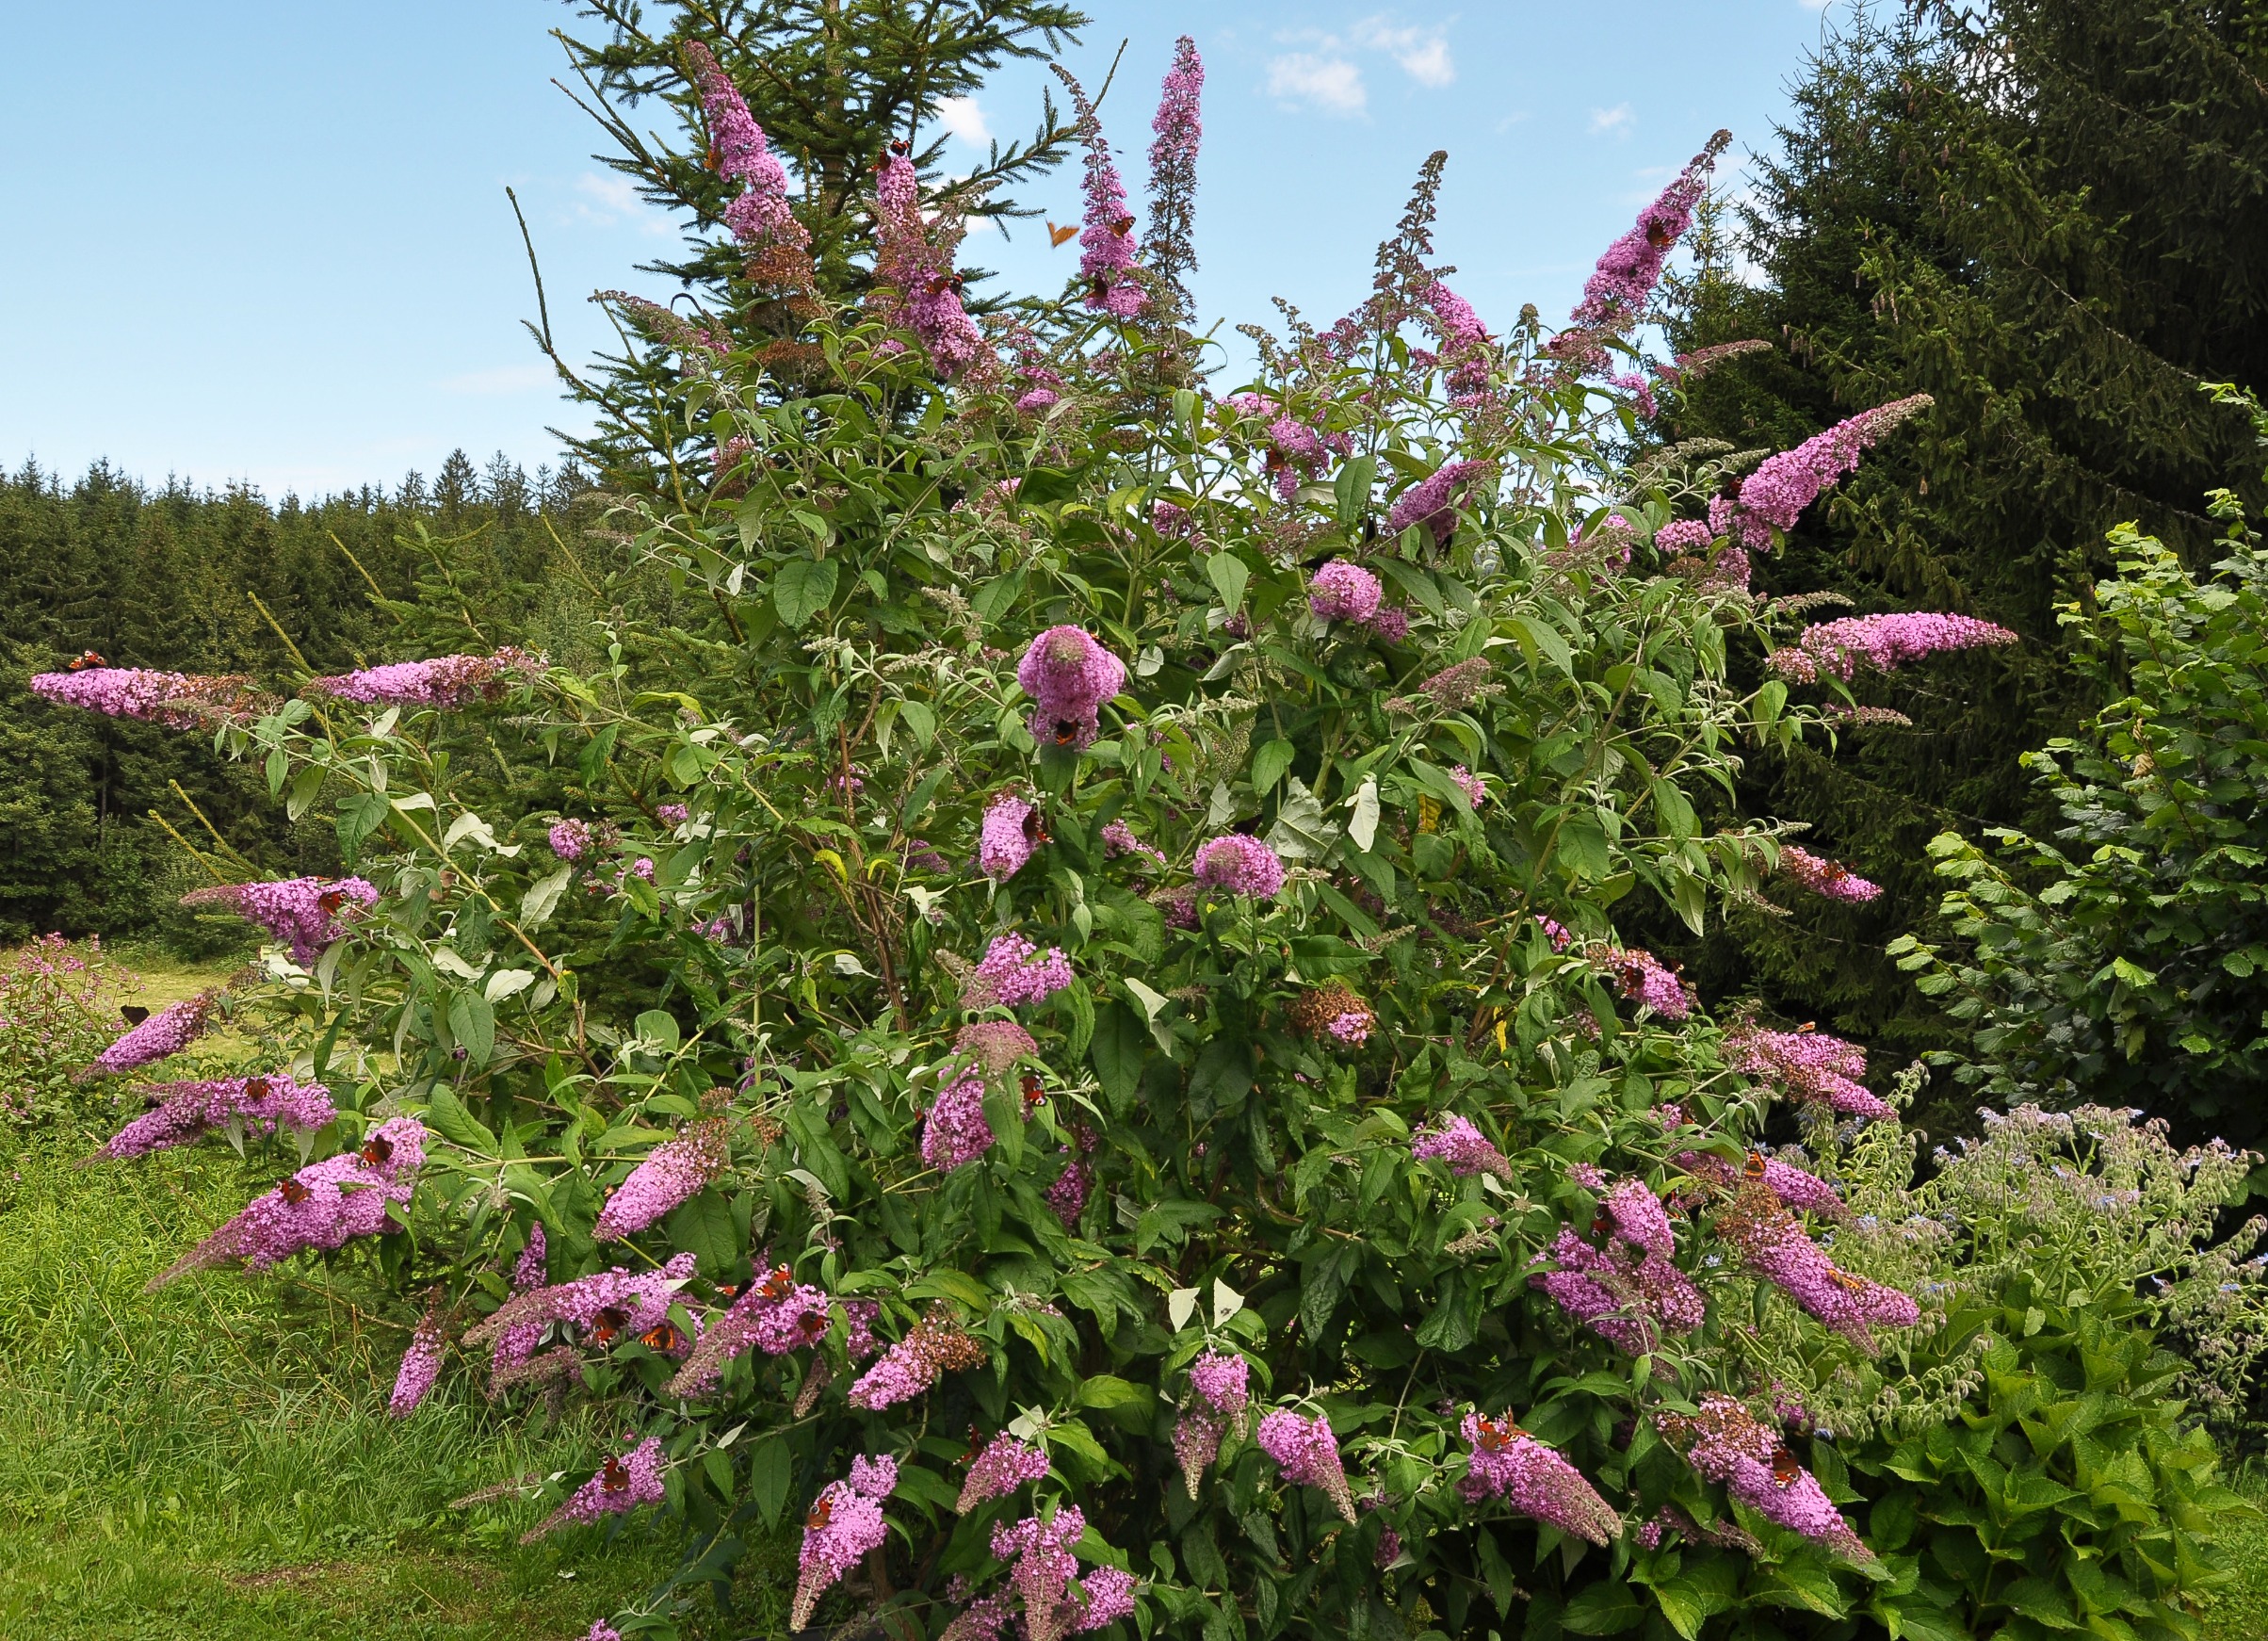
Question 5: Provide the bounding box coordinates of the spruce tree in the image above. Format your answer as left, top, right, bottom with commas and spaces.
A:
1659, 1, 2268, 1068
539, 0, 1089, 496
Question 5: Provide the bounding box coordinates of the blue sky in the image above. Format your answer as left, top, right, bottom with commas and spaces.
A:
0, 1, 1841, 499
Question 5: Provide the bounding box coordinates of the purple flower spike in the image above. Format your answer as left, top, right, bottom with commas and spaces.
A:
1459, 1412, 1622, 1544
1411, 1115, 1515, 1183
390, 1297, 446, 1418
88, 988, 221, 1078
1670, 1394, 1871, 1559
1256, 1408, 1356, 1523
1016, 626, 1127, 752
1569, 132, 1729, 332
1143, 37, 1204, 306
1730, 396, 1934, 547
1767, 609, 2017, 685
1307, 560, 1383, 624
180, 876, 378, 964
152, 1116, 427, 1286
963, 933, 1076, 1009
792, 1455, 898, 1627
1192, 834, 1285, 901
305, 649, 542, 708
922, 1074, 998, 1171
1190, 1350, 1249, 1417
594, 1118, 730, 1241
958, 1434, 1052, 1514
683, 40, 811, 273
90, 1072, 335, 1162
1053, 67, 1143, 318
30, 665, 265, 728
980, 793, 1042, 881
1385, 461, 1490, 543
522, 1436, 668, 1543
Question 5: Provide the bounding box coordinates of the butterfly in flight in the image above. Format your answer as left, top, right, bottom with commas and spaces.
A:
1046, 221, 1077, 248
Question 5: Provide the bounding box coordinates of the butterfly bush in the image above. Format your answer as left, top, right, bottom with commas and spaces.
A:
179, 875, 378, 963
90, 1073, 334, 1162
29, 664, 265, 727
39, 69, 2120, 1641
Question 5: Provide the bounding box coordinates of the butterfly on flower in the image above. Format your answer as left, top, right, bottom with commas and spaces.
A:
1770, 1446, 1801, 1487
1110, 213, 1134, 238
1020, 1071, 1046, 1108
318, 888, 355, 915
244, 1077, 271, 1100
120, 1004, 150, 1027
279, 1178, 312, 1206
640, 1321, 688, 1354
67, 650, 105, 671
1645, 219, 1677, 252
1743, 1150, 1767, 1180
1471, 1414, 1526, 1453
758, 1263, 796, 1300
590, 1306, 629, 1346
806, 1494, 834, 1530
602, 1454, 632, 1493
958, 1423, 984, 1465
1827, 1268, 1871, 1294
1021, 807, 1050, 847
1046, 221, 1077, 248
361, 1132, 395, 1166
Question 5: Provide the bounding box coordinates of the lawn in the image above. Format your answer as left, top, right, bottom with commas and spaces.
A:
0, 950, 787, 1640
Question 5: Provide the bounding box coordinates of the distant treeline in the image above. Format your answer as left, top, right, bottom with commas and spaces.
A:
0, 451, 603, 946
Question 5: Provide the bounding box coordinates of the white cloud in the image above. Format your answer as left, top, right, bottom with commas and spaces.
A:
1269, 53, 1367, 114
1589, 103, 1634, 136
569, 171, 671, 234
935, 95, 992, 146
1351, 19, 1454, 87
438, 364, 557, 396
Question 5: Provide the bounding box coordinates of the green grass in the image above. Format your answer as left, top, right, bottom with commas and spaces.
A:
2202, 1472, 2268, 1641
0, 951, 723, 1640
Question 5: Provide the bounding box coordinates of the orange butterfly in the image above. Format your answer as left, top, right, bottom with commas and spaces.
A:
361, 1133, 395, 1166
640, 1322, 688, 1354
590, 1306, 629, 1346
279, 1178, 311, 1206
1020, 1071, 1046, 1107
1047, 221, 1077, 248
1770, 1446, 1801, 1487
602, 1455, 632, 1492
806, 1494, 834, 1530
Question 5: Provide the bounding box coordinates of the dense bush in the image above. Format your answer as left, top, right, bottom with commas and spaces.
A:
1894, 411, 2268, 1151
0, 935, 126, 1123
31, 40, 2252, 1641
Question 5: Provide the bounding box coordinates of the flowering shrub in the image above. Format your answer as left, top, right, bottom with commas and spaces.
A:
32, 42, 2107, 1641
0, 934, 126, 1122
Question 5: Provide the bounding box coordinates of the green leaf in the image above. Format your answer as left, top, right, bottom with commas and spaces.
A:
335, 793, 390, 860
1334, 454, 1378, 527
635, 1009, 682, 1051
772, 557, 840, 628
1090, 1002, 1146, 1115
1563, 1582, 1646, 1634
899, 699, 936, 749
748, 1436, 791, 1528
447, 991, 495, 1070
665, 1187, 740, 1276
1251, 739, 1296, 796
520, 865, 573, 930
423, 1086, 497, 1152
1206, 552, 1251, 614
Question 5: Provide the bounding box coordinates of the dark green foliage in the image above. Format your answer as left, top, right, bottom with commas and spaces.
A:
1659, 2, 2268, 1074
1894, 499, 2268, 1147
0, 456, 591, 945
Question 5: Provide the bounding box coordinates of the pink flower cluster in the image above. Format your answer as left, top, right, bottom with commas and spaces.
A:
88, 988, 220, 1077
1017, 626, 1127, 752
1192, 834, 1285, 901
594, 1118, 729, 1240
468, 1251, 697, 1358
1570, 132, 1728, 329
1777, 844, 1881, 903
1729, 396, 1932, 546
525, 1436, 668, 1544
1420, 279, 1492, 393
1411, 1114, 1515, 1182
306, 649, 542, 707
1449, 766, 1485, 810
1530, 1180, 1703, 1355
182, 876, 378, 964
549, 819, 593, 860
1100, 820, 1165, 865
1767, 610, 2017, 684
1045, 1144, 1093, 1227
91, 1073, 335, 1162
1066, 73, 1142, 318
1172, 1350, 1250, 1494
154, 1116, 426, 1285
958, 1433, 1052, 1514
1143, 35, 1203, 292
980, 793, 1041, 880
872, 154, 985, 378
952, 1019, 1039, 1077
923, 1074, 1000, 1170
1610, 949, 1690, 1020
390, 1298, 446, 1418
1459, 1413, 1621, 1544
984, 1506, 1133, 1641
1191, 1349, 1249, 1416
1676, 1149, 1846, 1218
30, 665, 263, 728
846, 1314, 983, 1410
1725, 1195, 1920, 1351
684, 41, 809, 261
1151, 499, 1193, 538
1670, 1394, 1870, 1557
1256, 1408, 1355, 1523
1385, 461, 1490, 543
1656, 518, 1712, 555
670, 1271, 875, 1398
963, 934, 1076, 1009
1725, 1026, 1892, 1122
791, 1455, 899, 1627
1307, 559, 1382, 624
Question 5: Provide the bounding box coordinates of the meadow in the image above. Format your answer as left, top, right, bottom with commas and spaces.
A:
0, 952, 788, 1640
